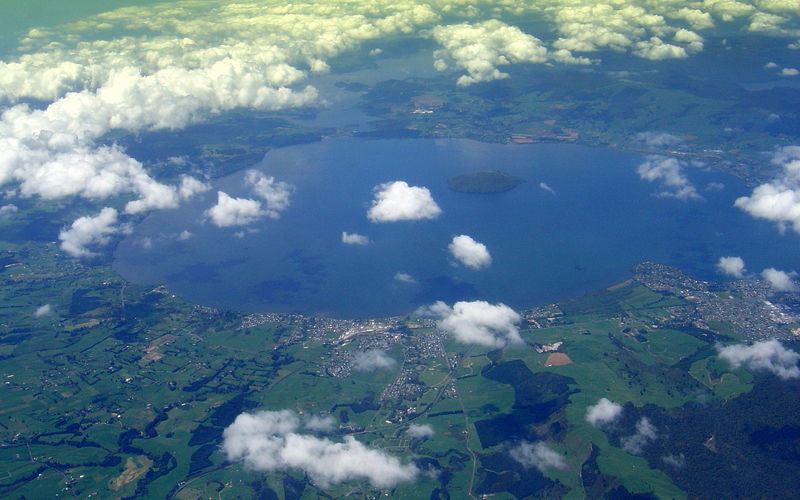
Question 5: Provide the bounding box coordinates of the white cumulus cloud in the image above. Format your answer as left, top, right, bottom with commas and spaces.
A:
420, 300, 522, 348
585, 398, 623, 426
206, 191, 266, 228
449, 235, 492, 270
717, 256, 746, 278
718, 339, 800, 379
637, 156, 700, 200
178, 175, 210, 200
342, 232, 370, 245
367, 181, 442, 223
245, 170, 293, 219
634, 37, 689, 60
510, 442, 567, 472
431, 20, 581, 86
406, 424, 435, 439
736, 147, 800, 233
762, 267, 798, 292
58, 207, 122, 257
352, 350, 397, 372
222, 409, 418, 488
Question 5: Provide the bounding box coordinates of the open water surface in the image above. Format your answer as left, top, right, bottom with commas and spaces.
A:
114, 138, 800, 318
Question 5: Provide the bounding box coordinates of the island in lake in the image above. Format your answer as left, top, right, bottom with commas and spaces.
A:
447, 170, 525, 193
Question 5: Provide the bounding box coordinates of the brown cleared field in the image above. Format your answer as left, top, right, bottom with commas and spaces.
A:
110, 456, 152, 491
545, 352, 573, 367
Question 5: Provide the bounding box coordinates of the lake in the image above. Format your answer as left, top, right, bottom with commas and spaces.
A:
113, 138, 800, 318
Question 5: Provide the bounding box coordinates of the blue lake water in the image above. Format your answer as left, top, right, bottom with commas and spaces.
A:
113, 138, 800, 318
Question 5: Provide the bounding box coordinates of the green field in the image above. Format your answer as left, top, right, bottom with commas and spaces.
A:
1, 231, 794, 499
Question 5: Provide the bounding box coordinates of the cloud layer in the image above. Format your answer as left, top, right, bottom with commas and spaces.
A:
420, 300, 522, 348
222, 409, 418, 488
0, 0, 797, 242
718, 339, 800, 379
449, 235, 492, 270
367, 181, 442, 223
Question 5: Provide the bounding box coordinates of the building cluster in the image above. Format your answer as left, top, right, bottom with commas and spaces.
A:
634, 262, 799, 340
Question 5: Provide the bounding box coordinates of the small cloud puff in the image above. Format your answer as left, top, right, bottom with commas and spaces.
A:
761, 268, 798, 292
352, 350, 397, 372
304, 414, 337, 433
34, 304, 53, 317
636, 131, 684, 148
637, 156, 700, 200
717, 256, 746, 278
406, 424, 435, 439
0, 204, 18, 217
621, 417, 657, 455
718, 339, 800, 379
245, 170, 293, 218
585, 398, 623, 426
539, 182, 556, 195
178, 175, 210, 200
419, 300, 522, 348
449, 235, 492, 270
394, 272, 417, 284
206, 191, 266, 228
222, 409, 418, 488
510, 442, 567, 472
59, 207, 121, 258
662, 453, 686, 468
367, 181, 442, 223
342, 232, 370, 245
